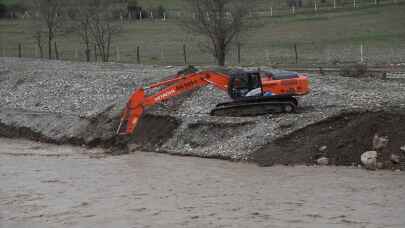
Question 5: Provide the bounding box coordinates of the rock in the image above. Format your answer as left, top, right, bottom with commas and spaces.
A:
391, 154, 400, 164
318, 145, 327, 152
376, 162, 384, 169
361, 151, 378, 170
316, 157, 329, 166
372, 134, 389, 150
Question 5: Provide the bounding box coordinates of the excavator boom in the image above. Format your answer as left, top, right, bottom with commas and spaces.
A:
117, 68, 309, 135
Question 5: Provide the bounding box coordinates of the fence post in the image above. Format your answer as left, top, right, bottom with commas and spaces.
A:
360, 41, 364, 63
292, 6, 295, 15
163, 12, 166, 21
183, 44, 187, 65
54, 41, 59, 60
74, 48, 78, 60
237, 42, 241, 64
34, 45, 38, 58
18, 43, 22, 58
116, 46, 120, 62
353, 0, 356, 8
334, 0, 336, 8
136, 46, 141, 64
294, 43, 298, 64
0, 35, 4, 57
94, 44, 97, 62
160, 48, 165, 63
270, 7, 273, 17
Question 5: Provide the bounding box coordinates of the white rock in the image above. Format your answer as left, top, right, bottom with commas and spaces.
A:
390, 154, 400, 164
318, 145, 327, 152
361, 151, 378, 170
316, 157, 329, 166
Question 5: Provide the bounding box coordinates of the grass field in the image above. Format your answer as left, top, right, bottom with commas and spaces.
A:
0, 2, 404, 66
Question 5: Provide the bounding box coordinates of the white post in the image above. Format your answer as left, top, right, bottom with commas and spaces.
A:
292, 6, 295, 15
270, 7, 273, 17
353, 0, 356, 8
139, 11, 142, 21
163, 12, 166, 21
116, 47, 120, 62
150, 11, 153, 20
360, 42, 364, 63
374, 0, 377, 4
314, 0, 318, 11
334, 0, 336, 9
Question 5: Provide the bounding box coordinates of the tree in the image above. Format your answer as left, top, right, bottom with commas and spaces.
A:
67, 0, 124, 62
87, 0, 124, 62
29, 0, 64, 59
68, 0, 93, 61
181, 0, 259, 66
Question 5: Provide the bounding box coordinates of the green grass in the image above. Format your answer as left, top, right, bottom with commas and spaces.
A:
0, 3, 404, 65
0, 0, 17, 7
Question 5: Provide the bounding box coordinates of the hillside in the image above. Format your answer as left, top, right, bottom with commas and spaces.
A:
0, 2, 404, 65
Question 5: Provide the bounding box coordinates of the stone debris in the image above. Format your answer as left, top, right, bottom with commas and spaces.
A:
316, 157, 329, 166
1, 57, 405, 161
318, 145, 327, 152
372, 134, 389, 151
361, 151, 378, 170
391, 154, 400, 164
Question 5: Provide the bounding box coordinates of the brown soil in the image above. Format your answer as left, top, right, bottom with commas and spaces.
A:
129, 114, 181, 150
252, 110, 405, 167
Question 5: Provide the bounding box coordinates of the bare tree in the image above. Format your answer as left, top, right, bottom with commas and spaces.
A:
68, 0, 93, 62
181, 0, 259, 66
87, 0, 124, 62
28, 0, 64, 59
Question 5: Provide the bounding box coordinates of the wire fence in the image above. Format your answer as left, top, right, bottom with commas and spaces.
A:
1, 41, 404, 66
1, 0, 404, 66
161, 0, 404, 19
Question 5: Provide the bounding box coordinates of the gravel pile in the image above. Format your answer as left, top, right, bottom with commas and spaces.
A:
1, 57, 405, 161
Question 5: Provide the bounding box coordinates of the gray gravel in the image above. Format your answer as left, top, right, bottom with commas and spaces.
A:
1, 57, 405, 160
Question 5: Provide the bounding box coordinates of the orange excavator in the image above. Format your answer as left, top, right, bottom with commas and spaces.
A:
117, 67, 310, 135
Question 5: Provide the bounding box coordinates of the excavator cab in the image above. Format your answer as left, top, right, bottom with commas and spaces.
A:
228, 70, 263, 99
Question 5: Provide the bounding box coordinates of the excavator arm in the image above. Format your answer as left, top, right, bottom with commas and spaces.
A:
117, 71, 230, 135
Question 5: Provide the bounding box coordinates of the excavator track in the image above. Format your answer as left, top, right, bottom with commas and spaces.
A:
210, 96, 298, 117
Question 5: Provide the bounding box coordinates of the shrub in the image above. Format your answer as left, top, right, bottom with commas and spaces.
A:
340, 64, 369, 78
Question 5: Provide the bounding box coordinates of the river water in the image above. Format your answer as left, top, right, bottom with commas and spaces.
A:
1, 138, 404, 228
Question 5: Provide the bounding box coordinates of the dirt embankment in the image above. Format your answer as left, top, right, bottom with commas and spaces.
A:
1, 57, 405, 167
252, 110, 405, 167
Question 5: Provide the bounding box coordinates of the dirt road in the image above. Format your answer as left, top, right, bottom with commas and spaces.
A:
1, 138, 404, 228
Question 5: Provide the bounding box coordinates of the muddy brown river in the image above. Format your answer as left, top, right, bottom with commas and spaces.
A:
1, 138, 404, 228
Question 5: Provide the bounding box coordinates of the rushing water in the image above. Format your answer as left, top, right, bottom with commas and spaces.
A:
1, 138, 404, 228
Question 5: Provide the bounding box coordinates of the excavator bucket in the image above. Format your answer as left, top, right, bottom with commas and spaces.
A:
116, 89, 145, 135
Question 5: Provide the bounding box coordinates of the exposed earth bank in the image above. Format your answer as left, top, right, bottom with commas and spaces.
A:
1, 57, 405, 166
